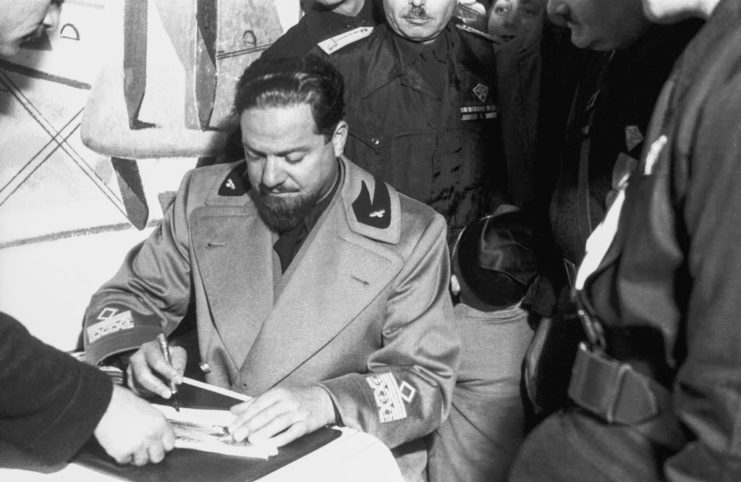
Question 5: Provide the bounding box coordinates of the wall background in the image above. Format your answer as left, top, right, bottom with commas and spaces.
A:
0, 0, 300, 349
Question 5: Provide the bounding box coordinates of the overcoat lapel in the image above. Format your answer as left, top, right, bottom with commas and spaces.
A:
192, 205, 274, 369
239, 171, 402, 393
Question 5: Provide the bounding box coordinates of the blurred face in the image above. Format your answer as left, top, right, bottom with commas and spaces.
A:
547, 0, 651, 50
0, 0, 61, 57
487, 0, 545, 43
241, 103, 347, 232
310, 0, 365, 16
384, 0, 457, 44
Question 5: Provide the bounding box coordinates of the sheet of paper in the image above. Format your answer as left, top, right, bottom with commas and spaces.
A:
153, 404, 278, 459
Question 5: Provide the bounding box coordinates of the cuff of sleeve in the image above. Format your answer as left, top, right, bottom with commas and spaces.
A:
29, 362, 113, 464
84, 305, 163, 366
316, 384, 343, 426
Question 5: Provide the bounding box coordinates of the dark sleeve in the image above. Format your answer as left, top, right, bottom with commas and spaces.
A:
0, 312, 113, 464
665, 69, 741, 480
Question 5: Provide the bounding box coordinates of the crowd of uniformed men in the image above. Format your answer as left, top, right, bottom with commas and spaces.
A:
2, 0, 741, 480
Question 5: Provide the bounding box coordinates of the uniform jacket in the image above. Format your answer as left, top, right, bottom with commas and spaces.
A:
255, 0, 382, 65
579, 0, 741, 477
220, 1, 383, 163
0, 312, 112, 464
495, 15, 579, 213
84, 156, 459, 479
321, 22, 503, 242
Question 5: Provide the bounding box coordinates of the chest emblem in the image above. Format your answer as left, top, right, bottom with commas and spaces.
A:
625, 125, 644, 153
472, 83, 489, 103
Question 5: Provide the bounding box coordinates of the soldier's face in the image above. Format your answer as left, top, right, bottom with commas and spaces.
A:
487, 0, 545, 43
547, 0, 650, 51
241, 103, 347, 232
0, 0, 61, 57
384, 0, 457, 44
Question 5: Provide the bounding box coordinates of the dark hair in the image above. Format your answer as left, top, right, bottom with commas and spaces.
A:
233, 55, 345, 140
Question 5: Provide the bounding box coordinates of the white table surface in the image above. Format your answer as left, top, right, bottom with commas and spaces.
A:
0, 427, 403, 482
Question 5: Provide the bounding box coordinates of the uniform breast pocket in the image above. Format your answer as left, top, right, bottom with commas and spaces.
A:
347, 128, 437, 202
444, 124, 501, 187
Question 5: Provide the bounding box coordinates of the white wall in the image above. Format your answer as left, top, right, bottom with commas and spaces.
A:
0, 0, 300, 349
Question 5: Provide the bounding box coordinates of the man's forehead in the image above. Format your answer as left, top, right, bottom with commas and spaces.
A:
240, 103, 315, 125
240, 104, 324, 143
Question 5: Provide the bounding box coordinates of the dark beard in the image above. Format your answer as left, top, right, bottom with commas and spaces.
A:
251, 187, 321, 233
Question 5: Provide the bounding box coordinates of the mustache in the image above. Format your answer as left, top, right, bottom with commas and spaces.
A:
403, 6, 430, 19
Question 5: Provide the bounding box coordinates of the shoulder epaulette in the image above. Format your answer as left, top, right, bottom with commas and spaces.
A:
455, 23, 497, 43
318, 26, 374, 55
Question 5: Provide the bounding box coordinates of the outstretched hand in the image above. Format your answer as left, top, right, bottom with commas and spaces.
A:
94, 385, 175, 465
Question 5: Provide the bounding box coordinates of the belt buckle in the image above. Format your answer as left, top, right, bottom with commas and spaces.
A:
571, 343, 631, 424
604, 353, 630, 423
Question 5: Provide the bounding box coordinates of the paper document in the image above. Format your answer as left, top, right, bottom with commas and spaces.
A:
154, 404, 278, 459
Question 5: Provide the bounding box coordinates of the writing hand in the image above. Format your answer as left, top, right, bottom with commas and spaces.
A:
127, 339, 186, 399
228, 385, 335, 447
94, 385, 175, 465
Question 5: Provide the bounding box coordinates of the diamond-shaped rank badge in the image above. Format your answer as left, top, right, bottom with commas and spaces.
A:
473, 83, 489, 103
398, 380, 416, 403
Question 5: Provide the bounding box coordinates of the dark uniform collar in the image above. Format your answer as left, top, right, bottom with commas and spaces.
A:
395, 31, 449, 63
360, 23, 457, 98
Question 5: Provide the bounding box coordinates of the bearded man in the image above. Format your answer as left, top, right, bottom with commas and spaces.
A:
82, 55, 459, 482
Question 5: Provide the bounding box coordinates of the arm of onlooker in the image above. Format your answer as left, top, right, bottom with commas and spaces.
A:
665, 72, 741, 480
0, 312, 113, 464
0, 313, 173, 466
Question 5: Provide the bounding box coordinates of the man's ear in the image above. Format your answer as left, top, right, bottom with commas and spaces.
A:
331, 120, 348, 157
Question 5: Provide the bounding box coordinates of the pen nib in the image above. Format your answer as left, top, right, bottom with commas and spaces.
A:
173, 398, 181, 412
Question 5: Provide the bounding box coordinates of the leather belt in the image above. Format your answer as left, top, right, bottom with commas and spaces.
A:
568, 342, 685, 449
569, 342, 663, 424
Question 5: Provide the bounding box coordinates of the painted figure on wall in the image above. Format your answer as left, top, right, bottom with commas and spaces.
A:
80, 0, 294, 227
